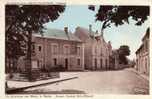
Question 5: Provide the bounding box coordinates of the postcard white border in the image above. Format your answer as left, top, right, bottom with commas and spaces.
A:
0, 0, 151, 99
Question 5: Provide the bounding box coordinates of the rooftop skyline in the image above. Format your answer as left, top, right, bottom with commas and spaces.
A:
45, 5, 150, 59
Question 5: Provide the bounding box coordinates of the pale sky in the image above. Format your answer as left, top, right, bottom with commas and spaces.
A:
45, 5, 150, 60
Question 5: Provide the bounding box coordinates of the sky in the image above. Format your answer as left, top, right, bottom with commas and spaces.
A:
45, 5, 150, 60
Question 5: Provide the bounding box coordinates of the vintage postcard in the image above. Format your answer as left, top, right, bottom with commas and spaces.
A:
0, 0, 151, 99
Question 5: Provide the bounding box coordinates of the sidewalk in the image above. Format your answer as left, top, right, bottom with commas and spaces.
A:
6, 72, 79, 93
126, 68, 149, 81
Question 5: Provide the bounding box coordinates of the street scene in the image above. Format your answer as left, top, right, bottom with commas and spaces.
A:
5, 5, 150, 95
15, 68, 149, 94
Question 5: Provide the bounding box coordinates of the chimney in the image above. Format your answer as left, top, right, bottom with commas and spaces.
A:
95, 30, 98, 35
108, 41, 112, 48
101, 29, 104, 37
108, 41, 111, 45
64, 27, 68, 34
89, 24, 92, 34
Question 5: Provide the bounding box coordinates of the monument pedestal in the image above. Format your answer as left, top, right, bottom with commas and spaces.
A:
24, 59, 40, 81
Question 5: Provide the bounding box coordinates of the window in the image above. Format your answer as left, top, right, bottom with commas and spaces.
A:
64, 45, 70, 54
77, 59, 80, 65
54, 45, 57, 54
94, 47, 98, 54
77, 47, 81, 55
32, 44, 35, 50
38, 46, 41, 51
94, 58, 97, 69
38, 60, 42, 68
52, 44, 58, 54
100, 47, 103, 56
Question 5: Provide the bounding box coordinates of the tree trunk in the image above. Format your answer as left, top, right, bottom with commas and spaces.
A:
27, 31, 32, 81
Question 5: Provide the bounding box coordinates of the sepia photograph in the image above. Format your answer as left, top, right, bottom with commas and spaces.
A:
5, 4, 150, 95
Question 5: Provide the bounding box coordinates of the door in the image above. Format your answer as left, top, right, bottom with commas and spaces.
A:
105, 59, 108, 70
100, 59, 102, 69
95, 58, 97, 70
53, 58, 57, 66
65, 58, 68, 69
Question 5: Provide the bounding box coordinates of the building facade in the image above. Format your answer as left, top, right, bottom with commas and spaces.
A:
17, 27, 84, 72
8, 25, 114, 72
135, 28, 150, 76
75, 25, 112, 70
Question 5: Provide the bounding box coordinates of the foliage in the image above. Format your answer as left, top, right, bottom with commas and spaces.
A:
89, 6, 150, 31
6, 5, 65, 59
118, 45, 130, 56
118, 45, 130, 64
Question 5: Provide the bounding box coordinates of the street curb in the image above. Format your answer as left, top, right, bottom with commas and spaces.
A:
6, 77, 78, 94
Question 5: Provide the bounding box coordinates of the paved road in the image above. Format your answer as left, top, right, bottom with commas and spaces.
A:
19, 68, 149, 94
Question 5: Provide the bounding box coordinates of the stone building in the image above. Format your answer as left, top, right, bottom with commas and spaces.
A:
17, 27, 84, 72
74, 25, 112, 70
135, 28, 150, 76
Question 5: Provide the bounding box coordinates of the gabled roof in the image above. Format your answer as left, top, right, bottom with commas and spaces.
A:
33, 28, 82, 42
142, 28, 150, 41
136, 27, 150, 54
135, 44, 143, 54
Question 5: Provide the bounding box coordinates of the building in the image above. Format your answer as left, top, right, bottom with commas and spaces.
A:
17, 27, 84, 72
110, 49, 131, 70
135, 28, 150, 76
109, 50, 119, 70
74, 25, 112, 70
7, 25, 114, 73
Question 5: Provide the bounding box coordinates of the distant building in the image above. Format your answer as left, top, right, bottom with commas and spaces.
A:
111, 49, 132, 70
110, 50, 119, 69
17, 27, 84, 72
75, 25, 112, 70
135, 28, 150, 76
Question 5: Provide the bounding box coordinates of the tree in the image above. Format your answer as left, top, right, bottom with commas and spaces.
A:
89, 6, 149, 32
5, 5, 65, 80
118, 45, 130, 64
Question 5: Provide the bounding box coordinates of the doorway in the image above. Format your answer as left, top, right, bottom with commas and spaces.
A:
53, 58, 57, 66
94, 58, 97, 70
65, 58, 68, 69
100, 59, 102, 69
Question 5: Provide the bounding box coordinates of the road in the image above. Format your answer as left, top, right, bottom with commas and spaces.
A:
18, 68, 149, 94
